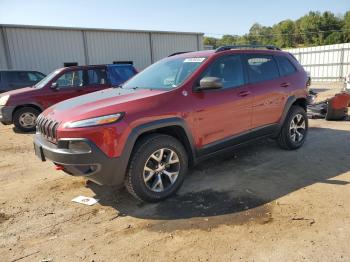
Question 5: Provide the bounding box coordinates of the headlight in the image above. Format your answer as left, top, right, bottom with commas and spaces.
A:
63, 113, 123, 128
0, 95, 9, 106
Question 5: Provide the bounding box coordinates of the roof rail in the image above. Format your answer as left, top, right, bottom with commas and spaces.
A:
168, 51, 191, 57
215, 45, 281, 53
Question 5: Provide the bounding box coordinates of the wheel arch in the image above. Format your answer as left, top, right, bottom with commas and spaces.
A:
124, 118, 196, 168
274, 96, 307, 137
292, 97, 307, 111
13, 104, 43, 118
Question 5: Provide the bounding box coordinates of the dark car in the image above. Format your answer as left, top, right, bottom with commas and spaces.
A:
33, 45, 309, 202
0, 70, 46, 93
0, 64, 137, 132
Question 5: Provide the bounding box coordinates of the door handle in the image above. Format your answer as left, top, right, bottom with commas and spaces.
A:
280, 82, 290, 88
238, 91, 251, 97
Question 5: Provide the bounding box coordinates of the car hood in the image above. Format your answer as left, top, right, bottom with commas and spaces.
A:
43, 88, 167, 123
1, 86, 37, 97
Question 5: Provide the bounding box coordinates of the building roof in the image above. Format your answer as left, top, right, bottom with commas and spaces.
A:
0, 24, 204, 36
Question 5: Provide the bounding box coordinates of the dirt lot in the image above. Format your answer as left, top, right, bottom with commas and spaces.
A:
1, 112, 350, 261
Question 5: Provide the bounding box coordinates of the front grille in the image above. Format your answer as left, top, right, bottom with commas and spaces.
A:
36, 115, 59, 143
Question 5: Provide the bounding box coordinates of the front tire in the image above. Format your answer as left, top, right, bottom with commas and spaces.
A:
277, 105, 308, 150
125, 134, 188, 202
13, 107, 40, 132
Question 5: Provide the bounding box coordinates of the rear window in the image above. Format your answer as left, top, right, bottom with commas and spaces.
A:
246, 55, 279, 83
276, 56, 297, 76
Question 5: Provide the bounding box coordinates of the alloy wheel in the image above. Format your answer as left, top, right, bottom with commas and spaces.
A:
143, 148, 180, 192
19, 112, 37, 128
289, 114, 306, 143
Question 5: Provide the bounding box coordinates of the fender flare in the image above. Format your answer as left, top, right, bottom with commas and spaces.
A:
271, 96, 298, 137
278, 96, 297, 127
13, 102, 44, 113
116, 117, 196, 180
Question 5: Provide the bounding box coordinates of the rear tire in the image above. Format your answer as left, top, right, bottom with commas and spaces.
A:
277, 105, 308, 150
125, 134, 188, 202
13, 107, 40, 132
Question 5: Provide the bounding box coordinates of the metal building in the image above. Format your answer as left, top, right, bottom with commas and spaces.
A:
0, 24, 204, 74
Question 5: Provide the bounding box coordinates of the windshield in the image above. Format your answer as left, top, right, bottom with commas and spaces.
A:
123, 57, 206, 90
34, 69, 61, 89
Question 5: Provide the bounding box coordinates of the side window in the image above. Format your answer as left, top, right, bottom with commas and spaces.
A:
201, 55, 244, 89
87, 68, 107, 85
276, 56, 297, 76
7, 72, 29, 83
56, 70, 84, 88
246, 55, 279, 83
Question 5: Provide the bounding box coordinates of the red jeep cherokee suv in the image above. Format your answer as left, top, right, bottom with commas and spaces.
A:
33, 46, 309, 202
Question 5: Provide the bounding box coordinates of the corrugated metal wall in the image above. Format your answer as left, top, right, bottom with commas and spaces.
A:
0, 28, 8, 69
0, 25, 204, 74
151, 33, 202, 61
286, 43, 350, 82
85, 31, 151, 69
4, 27, 86, 73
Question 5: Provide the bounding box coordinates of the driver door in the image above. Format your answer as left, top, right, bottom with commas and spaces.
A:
191, 54, 253, 150
41, 69, 86, 108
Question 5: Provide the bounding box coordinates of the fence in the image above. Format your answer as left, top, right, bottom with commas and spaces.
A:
286, 43, 350, 82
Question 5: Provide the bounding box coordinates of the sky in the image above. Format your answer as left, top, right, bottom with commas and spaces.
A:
0, 0, 348, 36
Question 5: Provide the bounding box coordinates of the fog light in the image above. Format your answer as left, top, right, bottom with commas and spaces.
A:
68, 141, 91, 153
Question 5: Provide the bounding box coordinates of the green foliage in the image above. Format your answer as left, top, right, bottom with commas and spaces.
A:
203, 10, 349, 49
344, 11, 350, 42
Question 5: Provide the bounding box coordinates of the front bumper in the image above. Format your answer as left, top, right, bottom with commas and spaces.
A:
33, 134, 128, 186
0, 106, 15, 124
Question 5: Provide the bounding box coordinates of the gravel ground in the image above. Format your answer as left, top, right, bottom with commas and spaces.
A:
0, 116, 349, 262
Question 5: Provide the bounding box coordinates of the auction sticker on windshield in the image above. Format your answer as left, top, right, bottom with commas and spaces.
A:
184, 58, 206, 63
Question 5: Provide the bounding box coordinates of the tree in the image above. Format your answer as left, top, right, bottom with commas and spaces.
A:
248, 23, 275, 45
218, 34, 240, 46
203, 10, 349, 49
343, 11, 350, 42
273, 20, 296, 48
203, 37, 219, 48
319, 11, 343, 44
296, 11, 323, 46
324, 32, 343, 45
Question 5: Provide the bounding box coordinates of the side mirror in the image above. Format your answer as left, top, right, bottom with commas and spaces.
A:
197, 77, 223, 91
51, 82, 60, 91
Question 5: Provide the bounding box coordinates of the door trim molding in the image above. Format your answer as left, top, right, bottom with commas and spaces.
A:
196, 123, 279, 159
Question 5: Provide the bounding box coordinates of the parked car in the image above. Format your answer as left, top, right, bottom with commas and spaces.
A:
0, 70, 46, 93
0, 64, 137, 131
33, 45, 309, 202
